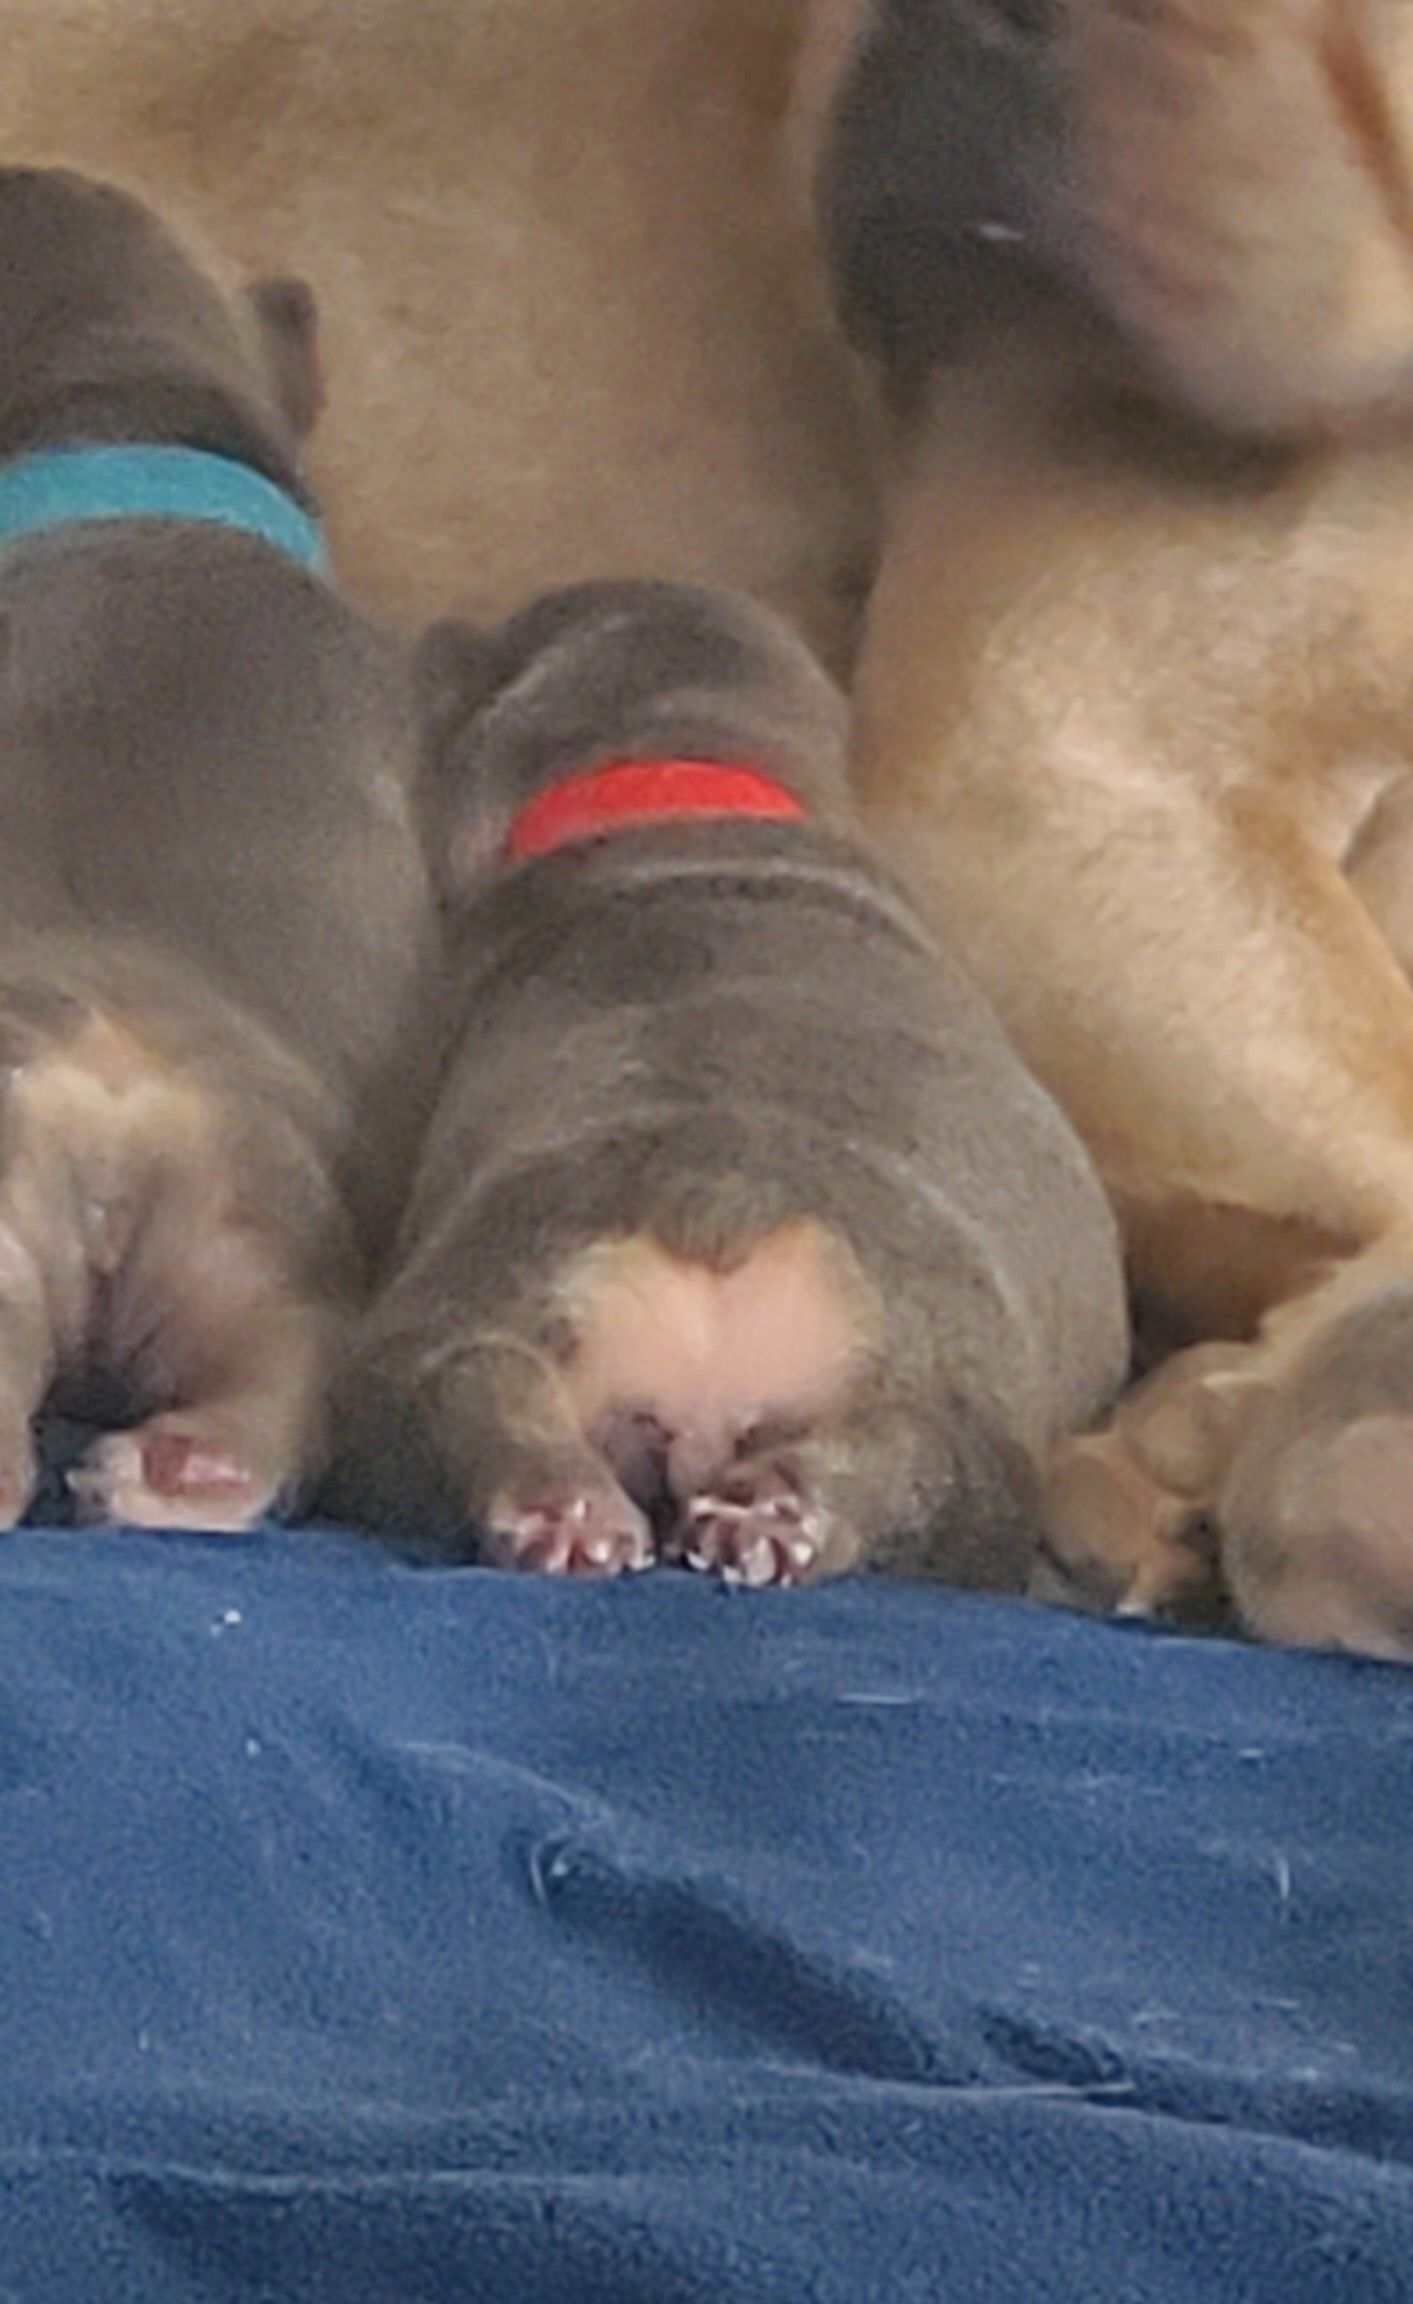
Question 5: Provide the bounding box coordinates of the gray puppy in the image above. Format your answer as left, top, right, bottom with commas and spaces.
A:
333, 578, 1127, 1584
0, 166, 433, 1529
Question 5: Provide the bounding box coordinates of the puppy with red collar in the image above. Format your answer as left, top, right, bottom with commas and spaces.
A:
331, 579, 1127, 1583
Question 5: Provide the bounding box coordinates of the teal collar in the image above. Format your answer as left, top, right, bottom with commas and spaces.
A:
0, 444, 327, 571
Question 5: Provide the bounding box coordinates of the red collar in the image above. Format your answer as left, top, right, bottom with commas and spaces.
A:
502, 756, 805, 862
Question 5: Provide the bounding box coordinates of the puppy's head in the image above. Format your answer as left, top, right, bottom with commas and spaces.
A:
413, 579, 853, 901
809, 0, 1413, 440
0, 165, 322, 487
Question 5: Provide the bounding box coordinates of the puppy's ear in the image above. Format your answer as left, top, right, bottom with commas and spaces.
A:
412, 619, 507, 901
244, 275, 324, 437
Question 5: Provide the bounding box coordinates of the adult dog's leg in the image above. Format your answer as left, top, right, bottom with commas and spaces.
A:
851, 426, 1413, 1648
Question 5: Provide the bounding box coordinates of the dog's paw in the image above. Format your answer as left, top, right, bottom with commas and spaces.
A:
1221, 1410, 1413, 1661
1214, 1282, 1413, 1660
482, 1486, 654, 1577
1040, 1428, 1215, 1618
1039, 1341, 1263, 1621
70, 1420, 269, 1532
675, 1461, 823, 1587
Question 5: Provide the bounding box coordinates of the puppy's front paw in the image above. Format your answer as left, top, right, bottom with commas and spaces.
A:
676, 1461, 823, 1587
482, 1486, 654, 1577
70, 1419, 270, 1532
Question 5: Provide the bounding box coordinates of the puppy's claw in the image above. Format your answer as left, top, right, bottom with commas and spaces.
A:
679, 1468, 822, 1587
484, 1487, 653, 1577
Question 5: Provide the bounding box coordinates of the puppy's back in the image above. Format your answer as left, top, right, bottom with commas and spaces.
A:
340, 576, 1126, 1579
0, 525, 426, 1116
400, 806, 1125, 1462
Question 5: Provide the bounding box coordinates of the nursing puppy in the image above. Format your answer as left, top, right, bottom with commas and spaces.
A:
801, 1, 1413, 1653
0, 166, 431, 1529
332, 579, 1127, 1583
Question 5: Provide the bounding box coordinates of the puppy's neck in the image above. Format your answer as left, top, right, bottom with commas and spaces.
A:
0, 366, 309, 510
0, 444, 327, 572
502, 755, 807, 863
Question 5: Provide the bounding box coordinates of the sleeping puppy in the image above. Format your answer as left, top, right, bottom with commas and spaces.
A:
801, 1, 1413, 1654
330, 579, 1128, 1583
0, 165, 432, 1529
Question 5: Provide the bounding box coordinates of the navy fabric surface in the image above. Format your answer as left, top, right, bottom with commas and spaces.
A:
1, 1527, 1410, 2302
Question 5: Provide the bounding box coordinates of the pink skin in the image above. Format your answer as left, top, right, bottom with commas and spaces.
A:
69, 1418, 266, 1532
480, 1451, 830, 1587
448, 1222, 873, 1585
483, 1485, 654, 1578
675, 1460, 823, 1588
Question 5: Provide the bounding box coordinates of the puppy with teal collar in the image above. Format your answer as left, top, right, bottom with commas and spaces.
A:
0, 166, 433, 1529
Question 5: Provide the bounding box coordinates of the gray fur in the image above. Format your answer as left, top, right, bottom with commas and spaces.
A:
333, 578, 1128, 1583
0, 166, 435, 1523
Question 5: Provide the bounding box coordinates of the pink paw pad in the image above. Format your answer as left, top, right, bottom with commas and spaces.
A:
141, 1431, 254, 1500
69, 1425, 264, 1531
679, 1470, 821, 1587
485, 1489, 654, 1577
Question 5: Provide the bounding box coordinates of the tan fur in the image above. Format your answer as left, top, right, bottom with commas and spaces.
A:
1061, 0, 1413, 437
804, 1, 1413, 441
782, 0, 873, 224
856, 379, 1413, 1255
827, 4, 1413, 1653
850, 362, 1413, 1646
0, 0, 877, 667
5, 1016, 218, 1309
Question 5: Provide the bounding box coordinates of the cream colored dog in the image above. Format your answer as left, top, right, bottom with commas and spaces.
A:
0, 0, 876, 669
804, 0, 1413, 1660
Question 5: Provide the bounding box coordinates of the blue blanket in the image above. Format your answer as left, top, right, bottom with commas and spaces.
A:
1, 1527, 1410, 2301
